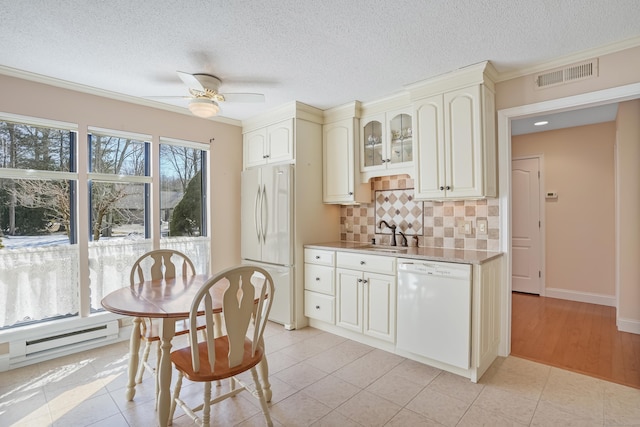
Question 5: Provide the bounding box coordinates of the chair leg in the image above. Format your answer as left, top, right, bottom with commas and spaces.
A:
168, 372, 183, 427
250, 367, 273, 427
154, 342, 161, 410
202, 381, 212, 427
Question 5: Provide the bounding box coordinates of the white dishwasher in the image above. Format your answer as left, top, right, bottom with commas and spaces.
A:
396, 259, 472, 369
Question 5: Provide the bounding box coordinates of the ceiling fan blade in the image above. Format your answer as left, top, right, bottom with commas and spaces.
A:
146, 95, 191, 99
221, 93, 265, 103
177, 71, 204, 91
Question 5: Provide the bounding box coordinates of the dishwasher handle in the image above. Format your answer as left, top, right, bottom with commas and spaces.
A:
398, 260, 471, 280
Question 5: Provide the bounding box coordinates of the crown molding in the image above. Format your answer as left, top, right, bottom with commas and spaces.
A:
495, 35, 640, 83
0, 65, 242, 126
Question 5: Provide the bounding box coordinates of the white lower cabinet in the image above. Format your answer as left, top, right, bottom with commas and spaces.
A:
304, 246, 501, 383
304, 291, 334, 324
304, 249, 336, 323
336, 252, 396, 343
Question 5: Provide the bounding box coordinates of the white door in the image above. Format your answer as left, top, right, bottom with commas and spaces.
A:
323, 120, 354, 203
266, 119, 294, 163
414, 95, 445, 199
261, 165, 292, 265
244, 128, 267, 168
511, 157, 542, 294
336, 268, 363, 333
363, 273, 396, 342
445, 85, 482, 199
241, 168, 262, 262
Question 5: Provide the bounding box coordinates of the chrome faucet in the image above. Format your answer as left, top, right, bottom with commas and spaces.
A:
378, 220, 397, 246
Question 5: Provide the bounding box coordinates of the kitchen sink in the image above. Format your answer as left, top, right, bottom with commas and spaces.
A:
361, 246, 408, 254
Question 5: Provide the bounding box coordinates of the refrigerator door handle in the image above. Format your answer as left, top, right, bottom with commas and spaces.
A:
261, 184, 268, 244
254, 185, 262, 242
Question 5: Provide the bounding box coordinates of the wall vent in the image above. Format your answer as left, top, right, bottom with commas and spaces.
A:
534, 59, 598, 89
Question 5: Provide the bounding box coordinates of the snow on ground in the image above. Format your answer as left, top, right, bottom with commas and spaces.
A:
1, 229, 145, 249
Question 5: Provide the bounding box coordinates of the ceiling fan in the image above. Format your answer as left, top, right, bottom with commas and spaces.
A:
167, 71, 265, 118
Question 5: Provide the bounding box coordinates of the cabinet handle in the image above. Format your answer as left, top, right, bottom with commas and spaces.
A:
439, 186, 444, 191
386, 158, 391, 162
315, 305, 321, 310
348, 191, 353, 195
381, 159, 386, 163
315, 277, 320, 281
315, 255, 320, 259
363, 279, 368, 284
360, 260, 366, 265
446, 185, 451, 190
263, 154, 270, 159
357, 278, 363, 283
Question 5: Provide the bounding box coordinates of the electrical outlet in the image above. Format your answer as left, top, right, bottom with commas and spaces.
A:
477, 219, 488, 235
464, 221, 472, 235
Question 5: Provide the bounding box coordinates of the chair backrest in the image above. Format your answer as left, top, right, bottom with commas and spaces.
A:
129, 249, 196, 286
188, 265, 274, 373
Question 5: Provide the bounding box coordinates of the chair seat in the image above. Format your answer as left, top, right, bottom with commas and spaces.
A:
140, 316, 207, 342
171, 336, 264, 382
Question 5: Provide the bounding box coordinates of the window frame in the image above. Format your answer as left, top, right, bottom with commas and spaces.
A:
0, 115, 211, 332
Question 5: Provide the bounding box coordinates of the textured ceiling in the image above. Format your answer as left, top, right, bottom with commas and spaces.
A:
1, 1, 640, 123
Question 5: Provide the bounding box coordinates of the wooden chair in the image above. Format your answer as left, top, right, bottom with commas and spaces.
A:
129, 250, 206, 399
168, 265, 274, 427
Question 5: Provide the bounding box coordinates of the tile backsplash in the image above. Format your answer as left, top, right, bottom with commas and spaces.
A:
340, 175, 500, 251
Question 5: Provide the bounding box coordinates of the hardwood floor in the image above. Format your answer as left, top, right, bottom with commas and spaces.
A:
511, 292, 640, 389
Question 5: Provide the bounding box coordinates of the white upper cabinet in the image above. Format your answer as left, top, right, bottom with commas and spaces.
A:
360, 106, 413, 181
411, 61, 497, 200
322, 102, 371, 204
244, 118, 294, 168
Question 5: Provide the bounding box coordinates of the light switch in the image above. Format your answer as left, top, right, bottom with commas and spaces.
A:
464, 221, 472, 235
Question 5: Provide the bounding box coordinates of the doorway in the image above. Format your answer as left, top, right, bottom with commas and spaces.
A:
497, 82, 640, 357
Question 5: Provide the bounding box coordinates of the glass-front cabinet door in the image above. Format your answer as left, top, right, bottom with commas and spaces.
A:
389, 113, 412, 166
362, 116, 385, 170
360, 109, 413, 178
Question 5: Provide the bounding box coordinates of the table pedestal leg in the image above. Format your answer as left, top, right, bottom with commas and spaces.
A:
157, 319, 175, 427
126, 317, 142, 401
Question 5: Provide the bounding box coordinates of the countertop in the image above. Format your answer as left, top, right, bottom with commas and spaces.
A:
305, 241, 502, 265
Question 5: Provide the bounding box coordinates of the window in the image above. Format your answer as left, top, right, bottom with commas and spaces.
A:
0, 117, 210, 330
159, 138, 209, 274
87, 129, 152, 312
0, 117, 79, 329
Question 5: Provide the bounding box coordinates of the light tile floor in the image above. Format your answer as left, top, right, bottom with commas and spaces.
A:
1, 323, 639, 426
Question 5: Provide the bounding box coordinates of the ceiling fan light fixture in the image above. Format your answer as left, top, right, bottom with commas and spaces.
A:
188, 98, 220, 118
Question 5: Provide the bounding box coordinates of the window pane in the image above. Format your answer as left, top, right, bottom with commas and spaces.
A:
159, 144, 204, 237
0, 178, 77, 329
90, 181, 146, 241
0, 178, 73, 243
90, 134, 146, 175
0, 121, 73, 172
88, 239, 152, 313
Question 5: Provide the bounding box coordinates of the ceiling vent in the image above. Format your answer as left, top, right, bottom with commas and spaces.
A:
534, 59, 598, 89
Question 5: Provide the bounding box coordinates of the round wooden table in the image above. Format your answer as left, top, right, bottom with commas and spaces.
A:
101, 274, 271, 427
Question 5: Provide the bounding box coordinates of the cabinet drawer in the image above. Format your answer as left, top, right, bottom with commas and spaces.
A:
304, 291, 335, 324
336, 251, 396, 275
304, 249, 335, 266
304, 264, 334, 295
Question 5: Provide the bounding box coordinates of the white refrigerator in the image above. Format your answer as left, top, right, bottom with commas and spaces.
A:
241, 164, 294, 328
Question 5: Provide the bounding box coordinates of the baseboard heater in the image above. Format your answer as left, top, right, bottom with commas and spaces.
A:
8, 320, 119, 368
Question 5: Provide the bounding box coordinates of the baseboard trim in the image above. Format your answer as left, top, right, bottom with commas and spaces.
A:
617, 317, 640, 335
544, 288, 616, 307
